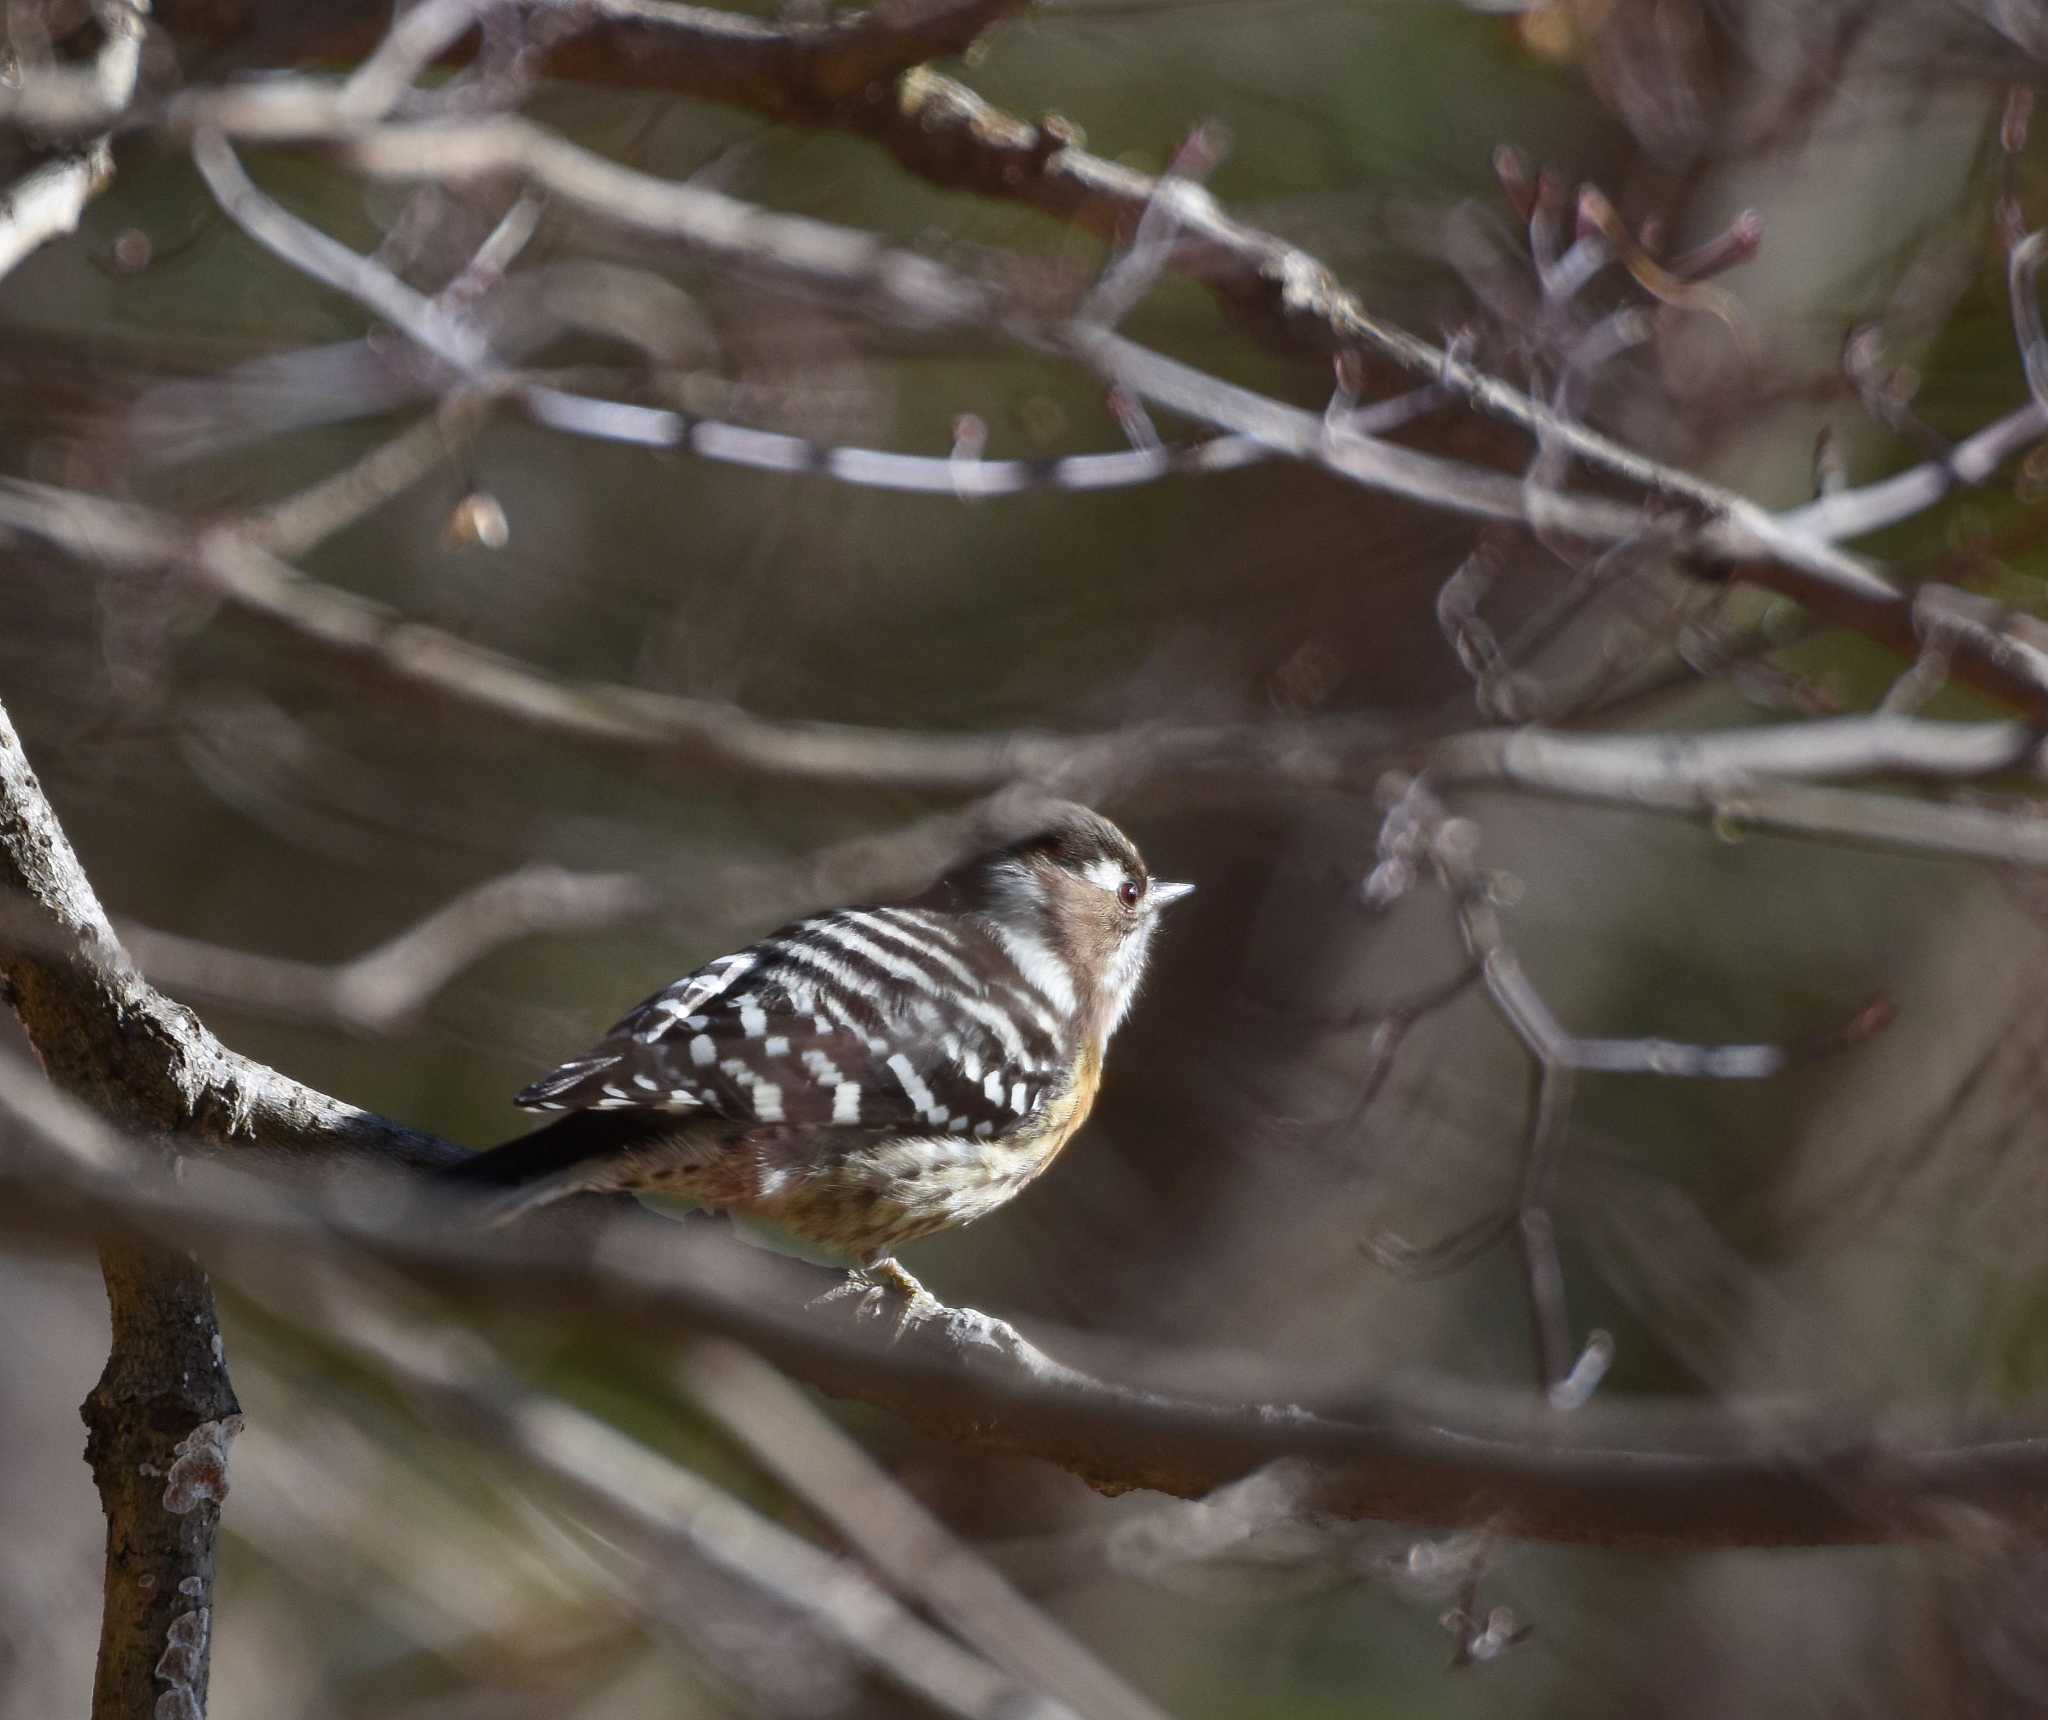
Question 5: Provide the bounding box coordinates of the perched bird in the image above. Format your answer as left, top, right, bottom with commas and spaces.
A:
445, 805, 1192, 1298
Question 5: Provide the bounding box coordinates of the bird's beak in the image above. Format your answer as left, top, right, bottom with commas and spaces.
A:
1151, 880, 1196, 908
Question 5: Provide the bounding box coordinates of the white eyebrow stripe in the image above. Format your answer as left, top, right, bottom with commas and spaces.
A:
1082, 856, 1125, 892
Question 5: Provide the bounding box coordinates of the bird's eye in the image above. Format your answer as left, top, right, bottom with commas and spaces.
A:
1117, 877, 1142, 909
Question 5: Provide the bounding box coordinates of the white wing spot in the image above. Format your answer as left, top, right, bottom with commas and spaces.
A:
833, 1083, 862, 1123
1009, 1081, 1028, 1113
690, 1034, 716, 1067
739, 1001, 769, 1039
887, 1052, 938, 1121
764, 1035, 790, 1057
982, 1070, 1003, 1105
752, 1082, 784, 1122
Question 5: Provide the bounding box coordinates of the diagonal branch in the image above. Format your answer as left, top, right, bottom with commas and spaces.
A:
0, 476, 1386, 795
117, 865, 657, 1033
20, 1029, 2048, 1554
0, 686, 463, 1168
0, 683, 2032, 1555
165, 102, 2048, 719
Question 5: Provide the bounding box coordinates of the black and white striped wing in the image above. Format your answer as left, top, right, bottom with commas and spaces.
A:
513, 907, 1070, 1140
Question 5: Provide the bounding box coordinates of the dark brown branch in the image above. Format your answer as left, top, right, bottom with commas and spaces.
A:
0, 702, 2001, 1561
0, 683, 446, 1719
0, 688, 463, 1169
149, 0, 1035, 131
83, 1240, 241, 1720
18, 1085, 2048, 1555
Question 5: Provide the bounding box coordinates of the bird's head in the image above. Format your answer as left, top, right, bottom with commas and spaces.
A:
938, 804, 1193, 1041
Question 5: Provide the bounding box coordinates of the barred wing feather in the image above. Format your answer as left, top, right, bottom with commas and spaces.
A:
513, 909, 1068, 1139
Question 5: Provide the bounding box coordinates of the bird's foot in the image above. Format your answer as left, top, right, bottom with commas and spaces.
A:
808, 1258, 940, 1338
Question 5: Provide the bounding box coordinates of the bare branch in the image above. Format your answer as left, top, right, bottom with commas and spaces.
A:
14, 1033, 2048, 1553
1361, 776, 1890, 1397
83, 1239, 240, 1720
305, 1283, 1083, 1720
149, 89, 2048, 719
0, 475, 1386, 795
0, 144, 114, 281
0, 0, 147, 132
117, 865, 656, 1033
0, 0, 143, 297
241, 406, 485, 560
1426, 718, 2048, 866
0, 690, 464, 1169
679, 1340, 1173, 1720
144, 6, 2048, 565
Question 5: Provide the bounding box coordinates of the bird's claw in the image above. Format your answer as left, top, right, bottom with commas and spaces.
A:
807, 1259, 941, 1339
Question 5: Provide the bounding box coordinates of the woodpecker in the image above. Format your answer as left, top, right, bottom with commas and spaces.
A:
445, 805, 1192, 1297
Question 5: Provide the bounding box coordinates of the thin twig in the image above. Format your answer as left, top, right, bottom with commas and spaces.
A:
117, 865, 657, 1033
679, 1340, 1173, 1720
303, 1284, 1079, 1720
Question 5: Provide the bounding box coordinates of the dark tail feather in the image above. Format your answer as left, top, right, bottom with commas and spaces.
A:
438, 1109, 668, 1213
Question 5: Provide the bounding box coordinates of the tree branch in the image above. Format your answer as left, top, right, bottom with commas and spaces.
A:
0, 477, 1383, 796
298, 1276, 1093, 1720
162, 100, 2048, 720
18, 1054, 2048, 1555
1426, 718, 2048, 865
83, 1240, 240, 1720
114, 865, 656, 1033
0, 691, 463, 1167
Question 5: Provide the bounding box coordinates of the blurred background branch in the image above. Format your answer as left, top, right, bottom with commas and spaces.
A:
16, 0, 2048, 1714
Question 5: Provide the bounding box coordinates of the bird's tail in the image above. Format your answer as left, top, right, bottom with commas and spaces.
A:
437, 1109, 668, 1225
